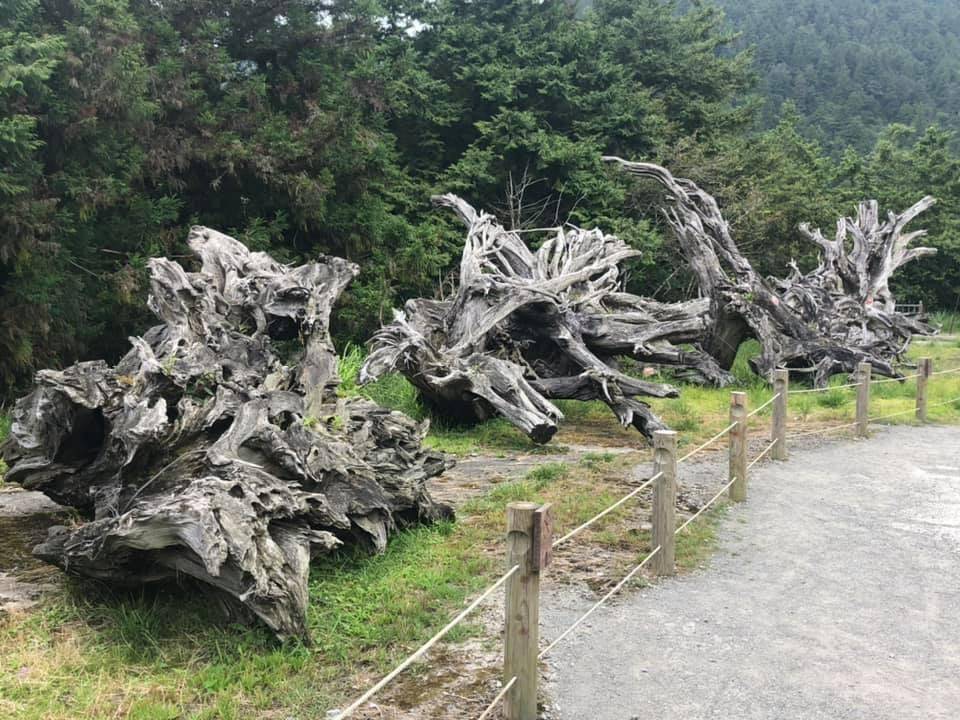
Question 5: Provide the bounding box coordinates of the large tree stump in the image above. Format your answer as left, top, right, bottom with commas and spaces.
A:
2, 228, 452, 640
604, 158, 937, 386
362, 195, 736, 445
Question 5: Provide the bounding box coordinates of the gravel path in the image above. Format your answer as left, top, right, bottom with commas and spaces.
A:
543, 425, 960, 720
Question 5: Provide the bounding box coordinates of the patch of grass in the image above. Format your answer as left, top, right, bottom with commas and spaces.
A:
929, 311, 960, 335
730, 339, 766, 386
675, 505, 725, 571
337, 344, 423, 419
793, 395, 814, 422
816, 388, 851, 408
579, 451, 616, 470
425, 418, 565, 457
662, 398, 702, 433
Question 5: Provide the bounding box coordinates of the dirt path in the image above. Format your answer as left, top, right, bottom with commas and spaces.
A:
542, 425, 960, 720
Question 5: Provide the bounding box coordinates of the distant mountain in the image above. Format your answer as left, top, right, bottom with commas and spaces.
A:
714, 0, 960, 150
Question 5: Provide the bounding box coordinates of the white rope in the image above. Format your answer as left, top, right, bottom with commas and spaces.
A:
552, 473, 661, 549
786, 420, 859, 441
788, 381, 862, 395
870, 373, 921, 385
931, 366, 960, 376
747, 439, 779, 469
476, 677, 517, 720
538, 545, 663, 659
923, 395, 960, 410
675, 477, 737, 535
677, 422, 738, 463
330, 564, 520, 720
868, 406, 919, 422
746, 393, 780, 418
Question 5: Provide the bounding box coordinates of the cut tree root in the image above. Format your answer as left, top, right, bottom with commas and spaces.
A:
365, 162, 936, 444
361, 195, 733, 445
2, 227, 452, 640
604, 157, 937, 386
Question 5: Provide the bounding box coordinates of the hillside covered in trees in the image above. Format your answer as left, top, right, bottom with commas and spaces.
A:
715, 0, 960, 152
1, 0, 958, 399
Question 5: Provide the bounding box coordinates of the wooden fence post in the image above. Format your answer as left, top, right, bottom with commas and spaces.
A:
772, 369, 788, 460
729, 392, 748, 502
504, 502, 544, 720
916, 357, 932, 422
856, 362, 872, 438
651, 430, 677, 576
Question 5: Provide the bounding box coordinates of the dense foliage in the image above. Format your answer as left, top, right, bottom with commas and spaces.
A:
0, 0, 958, 398
715, 0, 960, 152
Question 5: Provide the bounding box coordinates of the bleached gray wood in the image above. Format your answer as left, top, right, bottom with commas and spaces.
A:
362, 196, 728, 444
651, 430, 678, 576
604, 158, 937, 388
504, 502, 541, 720
1, 227, 452, 640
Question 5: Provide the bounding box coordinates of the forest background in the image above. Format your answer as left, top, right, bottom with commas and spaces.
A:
3, 0, 959, 398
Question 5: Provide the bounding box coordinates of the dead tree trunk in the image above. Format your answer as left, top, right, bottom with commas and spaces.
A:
604, 157, 937, 385
2, 228, 452, 641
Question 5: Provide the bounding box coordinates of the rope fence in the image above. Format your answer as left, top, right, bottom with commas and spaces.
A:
674, 477, 737, 535
870, 372, 921, 384
552, 472, 661, 549
747, 439, 779, 469
475, 677, 516, 720
677, 421, 737, 463
331, 354, 958, 719
746, 392, 780, 418
788, 380, 861, 394
538, 545, 663, 660
786, 420, 859, 441
329, 564, 519, 720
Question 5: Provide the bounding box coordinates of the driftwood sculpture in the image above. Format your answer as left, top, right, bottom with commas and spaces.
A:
361, 195, 739, 444
1, 228, 451, 640
604, 158, 937, 386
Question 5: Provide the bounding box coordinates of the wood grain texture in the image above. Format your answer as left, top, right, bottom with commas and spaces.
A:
605, 158, 937, 388
773, 369, 789, 460
504, 502, 540, 720
651, 430, 678, 576
1, 227, 452, 640
729, 392, 749, 503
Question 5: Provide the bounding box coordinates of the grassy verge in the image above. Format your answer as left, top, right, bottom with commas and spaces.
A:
2, 453, 724, 719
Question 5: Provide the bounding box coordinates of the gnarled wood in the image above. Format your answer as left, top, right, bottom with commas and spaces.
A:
604, 157, 937, 386
2, 228, 452, 640
362, 195, 737, 444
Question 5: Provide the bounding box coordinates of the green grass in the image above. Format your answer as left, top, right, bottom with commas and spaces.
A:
929, 311, 960, 335
425, 418, 566, 457
337, 343, 423, 419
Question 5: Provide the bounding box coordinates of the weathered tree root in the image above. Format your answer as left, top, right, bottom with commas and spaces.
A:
2, 228, 452, 640
361, 195, 740, 444
604, 157, 937, 386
